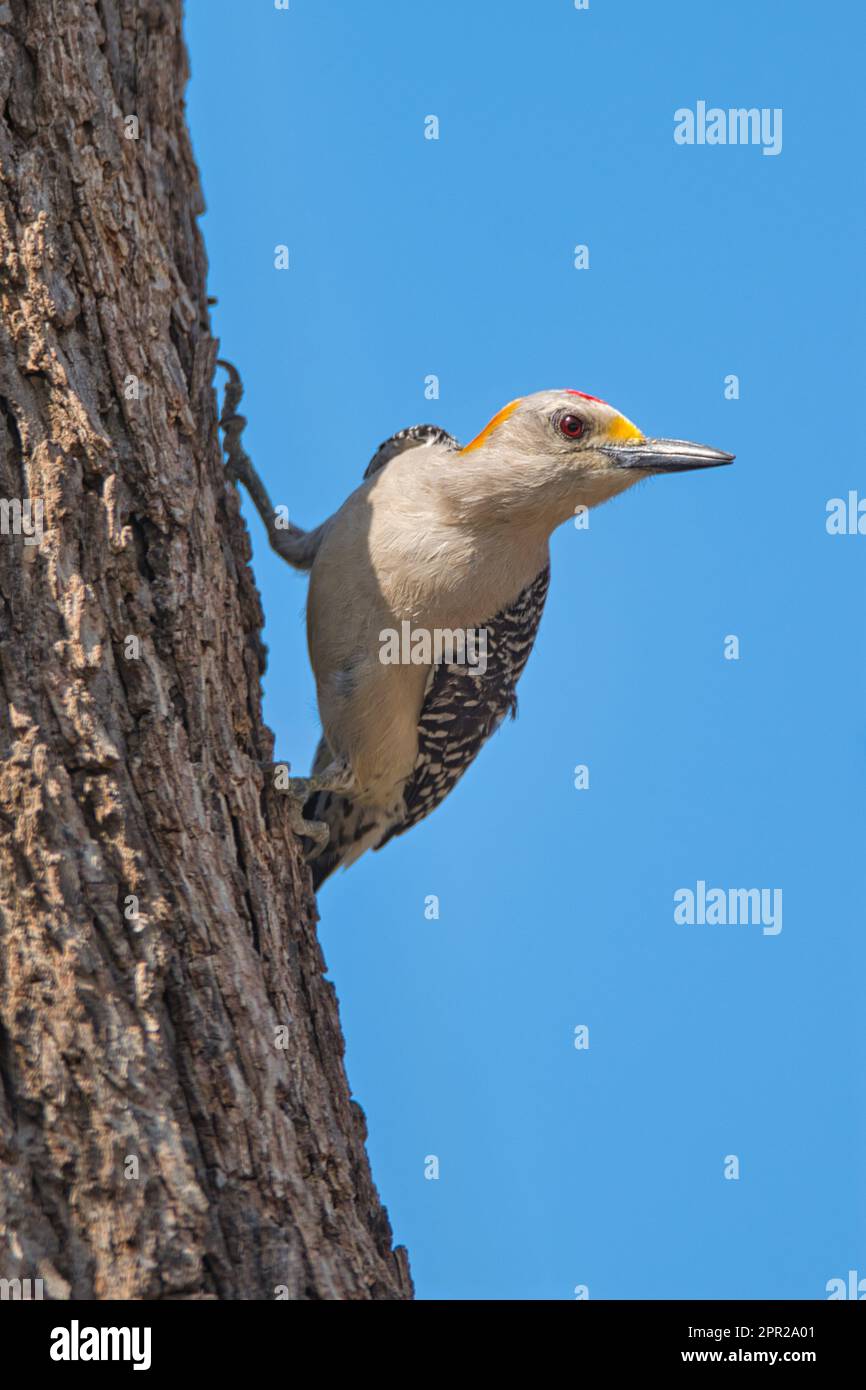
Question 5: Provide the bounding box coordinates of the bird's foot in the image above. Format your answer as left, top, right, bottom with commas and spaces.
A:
270, 759, 355, 859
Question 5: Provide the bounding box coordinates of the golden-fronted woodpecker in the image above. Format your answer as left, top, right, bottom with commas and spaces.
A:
219, 367, 733, 888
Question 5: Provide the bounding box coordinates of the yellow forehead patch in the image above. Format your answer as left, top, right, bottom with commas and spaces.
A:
460, 397, 523, 454
607, 413, 644, 443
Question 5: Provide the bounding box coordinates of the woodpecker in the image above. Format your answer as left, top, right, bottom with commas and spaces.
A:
219, 367, 733, 889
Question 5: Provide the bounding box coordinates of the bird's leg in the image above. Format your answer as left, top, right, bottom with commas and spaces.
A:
217, 359, 314, 569
270, 757, 356, 858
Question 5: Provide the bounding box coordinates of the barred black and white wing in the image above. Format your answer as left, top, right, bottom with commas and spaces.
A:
373, 564, 550, 850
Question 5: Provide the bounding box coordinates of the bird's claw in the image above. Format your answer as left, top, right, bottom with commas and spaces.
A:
267, 760, 354, 861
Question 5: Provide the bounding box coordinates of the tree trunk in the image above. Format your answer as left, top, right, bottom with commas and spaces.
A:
0, 0, 411, 1301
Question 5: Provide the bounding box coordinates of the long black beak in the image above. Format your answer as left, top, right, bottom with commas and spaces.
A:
601, 438, 735, 473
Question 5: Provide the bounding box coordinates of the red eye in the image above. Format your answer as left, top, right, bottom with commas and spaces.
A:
559, 414, 585, 440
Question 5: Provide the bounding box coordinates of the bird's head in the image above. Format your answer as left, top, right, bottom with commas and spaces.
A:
450, 389, 733, 529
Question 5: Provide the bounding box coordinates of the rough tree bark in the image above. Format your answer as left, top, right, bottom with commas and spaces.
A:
0, 0, 411, 1300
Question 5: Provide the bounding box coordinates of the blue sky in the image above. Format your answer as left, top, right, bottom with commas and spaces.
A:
184, 0, 865, 1299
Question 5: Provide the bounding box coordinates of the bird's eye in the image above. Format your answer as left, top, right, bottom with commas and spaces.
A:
559, 414, 586, 440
